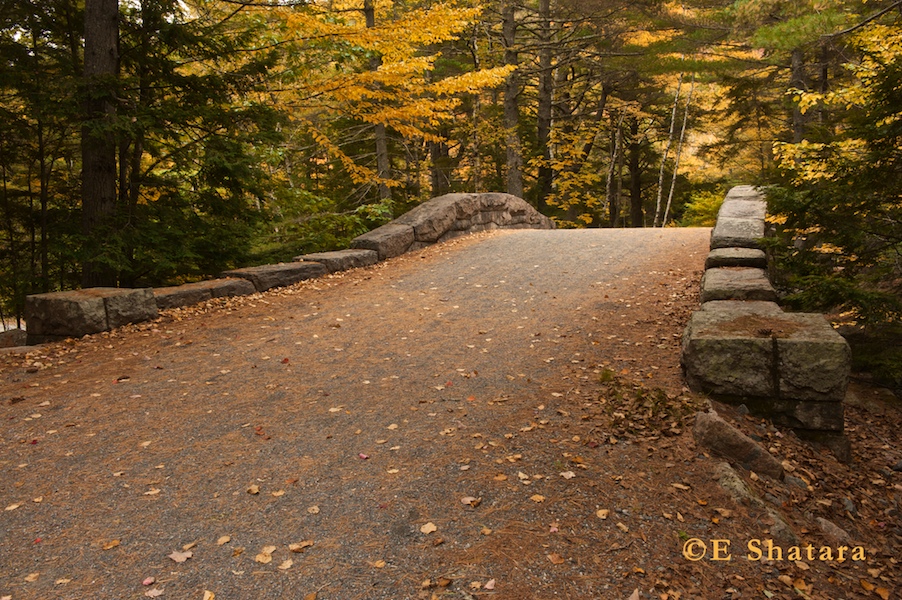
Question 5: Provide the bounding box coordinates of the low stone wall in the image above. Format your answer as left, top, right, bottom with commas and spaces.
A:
681, 186, 851, 434
348, 192, 554, 260
22, 193, 553, 343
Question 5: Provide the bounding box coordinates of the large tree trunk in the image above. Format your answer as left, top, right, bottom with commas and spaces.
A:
502, 0, 523, 199
627, 118, 644, 228
364, 0, 392, 201
81, 0, 119, 287
534, 0, 552, 212
790, 48, 807, 143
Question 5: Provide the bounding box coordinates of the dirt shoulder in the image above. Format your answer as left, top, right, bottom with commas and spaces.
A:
0, 229, 900, 600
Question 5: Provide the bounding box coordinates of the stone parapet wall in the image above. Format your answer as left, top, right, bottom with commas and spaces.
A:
681, 186, 851, 433
22, 193, 552, 343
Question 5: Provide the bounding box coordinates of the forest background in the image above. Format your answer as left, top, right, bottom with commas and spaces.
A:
1, 0, 900, 346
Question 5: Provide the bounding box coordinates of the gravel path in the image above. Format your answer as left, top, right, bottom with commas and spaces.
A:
1, 228, 713, 599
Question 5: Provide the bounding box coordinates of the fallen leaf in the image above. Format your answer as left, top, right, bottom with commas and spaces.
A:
304, 594, 317, 600
182, 541, 197, 551
493, 474, 508, 481
628, 589, 640, 600
596, 509, 610, 520
714, 508, 733, 518
420, 522, 438, 534
547, 553, 565, 565
33, 496, 43, 503
167, 550, 192, 563
144, 488, 160, 496
271, 490, 285, 497
560, 471, 576, 479
358, 453, 369, 460
616, 522, 629, 533
461, 496, 481, 507
24, 572, 39, 582
145, 589, 163, 598
372, 560, 386, 568
217, 536, 231, 546
860, 580, 876, 592
481, 527, 493, 535
289, 540, 314, 553
278, 559, 293, 570
247, 485, 260, 495
5, 503, 22, 511
671, 483, 691, 491
202, 592, 215, 600
530, 494, 545, 503
255, 552, 273, 564
55, 579, 71, 585
876, 587, 890, 600
142, 577, 155, 585
484, 579, 496, 590
307, 505, 320, 514
102, 539, 120, 550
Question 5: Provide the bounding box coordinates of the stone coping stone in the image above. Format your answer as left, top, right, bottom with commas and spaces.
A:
395, 194, 460, 243
682, 307, 851, 410
723, 185, 762, 202
351, 223, 415, 260
0, 328, 27, 348
705, 247, 767, 269
153, 278, 256, 310
0, 345, 32, 355
25, 287, 158, 339
223, 262, 328, 292
701, 268, 777, 303
295, 249, 379, 273
719, 200, 767, 220
700, 300, 784, 315
711, 217, 766, 250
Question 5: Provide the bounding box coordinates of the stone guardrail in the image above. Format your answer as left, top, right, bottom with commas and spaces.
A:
19, 193, 553, 345
680, 186, 851, 435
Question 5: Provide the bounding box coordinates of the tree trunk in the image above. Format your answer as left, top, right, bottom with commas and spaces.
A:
628, 118, 644, 228
606, 112, 624, 228
790, 48, 807, 143
364, 0, 392, 201
535, 0, 552, 212
502, 0, 523, 199
81, 0, 119, 287
663, 73, 695, 227
653, 72, 682, 227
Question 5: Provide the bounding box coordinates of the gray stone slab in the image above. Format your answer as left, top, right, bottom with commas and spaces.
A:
723, 185, 762, 202
154, 281, 216, 310
0, 328, 27, 348
223, 262, 328, 292
351, 223, 415, 260
395, 195, 460, 243
208, 278, 257, 298
706, 247, 767, 269
776, 314, 851, 402
105, 288, 158, 329
701, 268, 777, 303
294, 249, 379, 273
711, 217, 766, 249
26, 289, 109, 336
719, 200, 767, 220
25, 287, 158, 338
700, 300, 783, 315
682, 309, 776, 398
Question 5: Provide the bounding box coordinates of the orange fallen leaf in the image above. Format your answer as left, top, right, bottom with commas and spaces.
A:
596, 509, 610, 520
102, 539, 120, 550
202, 592, 215, 600
247, 485, 260, 495
876, 587, 890, 600
480, 526, 493, 535
167, 550, 192, 563
217, 536, 231, 546
271, 490, 285, 497
616, 522, 629, 533
493, 474, 508, 481
307, 505, 320, 514
671, 483, 690, 491
304, 594, 317, 600
860, 580, 876, 592
143, 488, 160, 496
530, 494, 545, 503
289, 540, 314, 553
255, 553, 273, 564
24, 572, 39, 582
372, 560, 386, 568
420, 522, 437, 534
547, 553, 565, 565
278, 559, 293, 570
